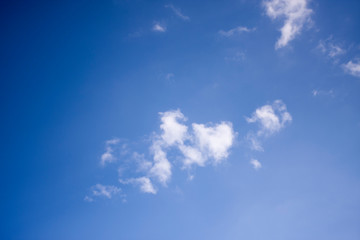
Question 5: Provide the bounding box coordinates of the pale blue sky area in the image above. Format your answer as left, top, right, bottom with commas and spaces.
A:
1, 0, 360, 239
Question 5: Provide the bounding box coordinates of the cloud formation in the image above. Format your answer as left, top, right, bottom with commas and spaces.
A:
165, 4, 190, 21
246, 100, 292, 150
343, 59, 360, 77
263, 0, 312, 49
218, 26, 255, 37
119, 109, 235, 194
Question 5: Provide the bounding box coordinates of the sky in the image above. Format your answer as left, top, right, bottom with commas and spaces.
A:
1, 0, 360, 239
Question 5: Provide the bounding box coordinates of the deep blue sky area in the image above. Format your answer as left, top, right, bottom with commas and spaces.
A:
1, 0, 360, 239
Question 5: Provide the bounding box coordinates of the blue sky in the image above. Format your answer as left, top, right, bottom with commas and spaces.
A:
1, 0, 360, 239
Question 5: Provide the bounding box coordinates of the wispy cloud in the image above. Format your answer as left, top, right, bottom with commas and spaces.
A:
312, 89, 334, 97
101, 138, 120, 166
84, 184, 122, 202
165, 4, 190, 21
152, 22, 166, 32
263, 0, 312, 49
317, 37, 346, 60
120, 177, 157, 194
250, 159, 262, 170
342, 59, 360, 78
219, 26, 255, 37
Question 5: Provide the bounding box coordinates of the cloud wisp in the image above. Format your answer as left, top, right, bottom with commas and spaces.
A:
250, 159, 262, 170
84, 184, 122, 202
219, 26, 255, 37
165, 4, 190, 21
263, 0, 312, 49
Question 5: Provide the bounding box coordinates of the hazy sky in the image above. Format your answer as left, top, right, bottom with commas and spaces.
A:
1, 0, 360, 239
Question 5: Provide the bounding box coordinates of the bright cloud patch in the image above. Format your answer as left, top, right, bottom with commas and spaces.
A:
152, 22, 166, 32
264, 0, 312, 49
89, 104, 291, 200
343, 60, 360, 78
246, 100, 292, 150
250, 159, 262, 170
117, 109, 235, 194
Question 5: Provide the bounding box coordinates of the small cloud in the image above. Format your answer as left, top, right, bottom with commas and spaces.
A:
152, 22, 166, 32
165, 73, 174, 81
263, 0, 313, 49
84, 195, 94, 202
218, 26, 255, 37
101, 138, 120, 166
250, 159, 262, 170
84, 184, 122, 202
165, 4, 190, 21
120, 177, 157, 194
342, 59, 360, 77
246, 100, 292, 152
312, 89, 334, 97
317, 37, 346, 59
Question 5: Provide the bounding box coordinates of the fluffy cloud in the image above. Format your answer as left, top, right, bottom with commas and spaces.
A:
101, 138, 120, 166
218, 26, 255, 37
250, 159, 262, 170
263, 0, 312, 49
117, 109, 235, 194
343, 59, 360, 77
152, 23, 166, 32
246, 100, 292, 151
165, 4, 190, 21
192, 122, 234, 164
247, 100, 292, 136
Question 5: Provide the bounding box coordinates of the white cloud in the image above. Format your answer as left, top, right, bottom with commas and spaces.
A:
246, 100, 292, 136
192, 122, 234, 164
152, 23, 166, 32
159, 110, 188, 146
165, 4, 190, 21
250, 159, 262, 170
120, 177, 157, 194
219, 26, 255, 37
246, 100, 292, 152
149, 140, 172, 185
132, 152, 152, 172
100, 138, 120, 166
343, 59, 360, 77
91, 184, 121, 199
263, 0, 312, 49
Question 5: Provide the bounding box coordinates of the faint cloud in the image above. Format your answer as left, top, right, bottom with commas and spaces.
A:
219, 26, 255, 37
342, 59, 360, 77
312, 89, 334, 97
263, 0, 312, 49
152, 22, 167, 32
165, 4, 190, 21
250, 159, 262, 170
224, 51, 246, 62
317, 37, 346, 61
84, 184, 122, 202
